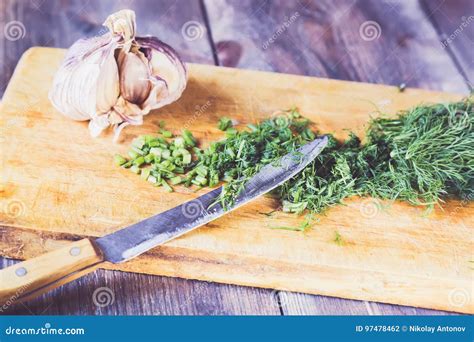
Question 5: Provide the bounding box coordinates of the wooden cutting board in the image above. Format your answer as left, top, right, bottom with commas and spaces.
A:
1, 47, 472, 313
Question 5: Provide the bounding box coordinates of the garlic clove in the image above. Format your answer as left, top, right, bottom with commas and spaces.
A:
69, 63, 101, 119
117, 50, 152, 106
136, 37, 187, 110
49, 33, 118, 121
149, 47, 182, 95
95, 48, 120, 115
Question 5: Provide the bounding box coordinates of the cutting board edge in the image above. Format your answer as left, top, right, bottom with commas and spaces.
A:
1, 224, 472, 314
3, 222, 472, 280
4, 47, 468, 103
1, 47, 39, 104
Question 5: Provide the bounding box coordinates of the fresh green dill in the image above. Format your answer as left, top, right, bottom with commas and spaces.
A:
191, 108, 314, 209
279, 98, 473, 213
117, 98, 473, 217
334, 231, 344, 245
270, 214, 315, 231
218, 117, 233, 131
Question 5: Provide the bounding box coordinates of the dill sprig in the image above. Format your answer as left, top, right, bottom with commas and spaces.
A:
280, 98, 473, 213
363, 99, 473, 207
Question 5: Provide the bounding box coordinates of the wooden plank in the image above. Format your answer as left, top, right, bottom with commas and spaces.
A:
203, 0, 472, 315
0, 257, 280, 315
421, 0, 474, 86
204, 0, 468, 93
279, 292, 456, 316
278, 290, 456, 316
278, 292, 369, 315
0, 0, 214, 96
1, 47, 472, 313
367, 302, 457, 316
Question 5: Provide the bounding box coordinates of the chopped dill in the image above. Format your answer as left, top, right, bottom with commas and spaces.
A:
200, 98, 473, 213
334, 231, 344, 246
117, 98, 473, 218
217, 117, 233, 131
270, 214, 314, 232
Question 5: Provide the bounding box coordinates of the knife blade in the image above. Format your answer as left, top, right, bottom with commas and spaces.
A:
0, 136, 327, 303
96, 136, 328, 263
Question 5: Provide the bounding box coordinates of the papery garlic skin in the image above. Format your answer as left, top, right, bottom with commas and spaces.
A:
49, 33, 118, 122
95, 48, 120, 114
136, 37, 187, 112
49, 9, 187, 139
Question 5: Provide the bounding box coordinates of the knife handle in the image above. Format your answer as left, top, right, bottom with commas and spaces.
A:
0, 238, 104, 304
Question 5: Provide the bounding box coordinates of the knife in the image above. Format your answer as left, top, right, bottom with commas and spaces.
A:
0, 136, 328, 303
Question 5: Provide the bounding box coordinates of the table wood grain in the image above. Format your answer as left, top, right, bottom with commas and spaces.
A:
0, 0, 471, 315
421, 0, 474, 86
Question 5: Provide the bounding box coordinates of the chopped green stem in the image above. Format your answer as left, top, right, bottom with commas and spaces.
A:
218, 117, 233, 131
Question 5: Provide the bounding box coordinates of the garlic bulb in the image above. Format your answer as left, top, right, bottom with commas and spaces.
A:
49, 9, 187, 139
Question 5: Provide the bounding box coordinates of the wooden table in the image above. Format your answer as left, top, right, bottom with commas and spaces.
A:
0, 0, 471, 315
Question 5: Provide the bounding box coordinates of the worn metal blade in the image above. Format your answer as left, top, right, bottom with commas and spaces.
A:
96, 136, 328, 263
